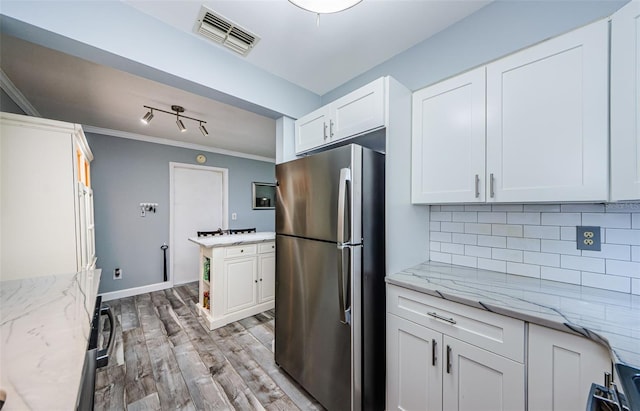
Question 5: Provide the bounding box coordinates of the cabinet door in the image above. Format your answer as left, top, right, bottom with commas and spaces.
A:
224, 257, 257, 314
412, 68, 486, 203
486, 20, 609, 202
443, 336, 524, 411
387, 313, 443, 411
611, 1, 640, 201
258, 253, 275, 303
332, 77, 385, 141
295, 107, 329, 154
528, 324, 611, 411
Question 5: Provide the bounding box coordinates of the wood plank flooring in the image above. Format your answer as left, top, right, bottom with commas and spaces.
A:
95, 282, 324, 411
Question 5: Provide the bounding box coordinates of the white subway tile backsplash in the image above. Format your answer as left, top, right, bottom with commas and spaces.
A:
541, 267, 581, 284
506, 262, 540, 278
430, 251, 452, 264
429, 203, 640, 294
541, 212, 581, 226
560, 204, 605, 213
441, 222, 465, 233
524, 225, 560, 240
541, 239, 581, 256
524, 251, 560, 267
492, 224, 523, 237
477, 235, 507, 248
582, 213, 631, 229
606, 260, 640, 278
453, 212, 477, 223
582, 244, 631, 261
507, 237, 540, 251
581, 272, 631, 293
492, 248, 523, 262
478, 258, 506, 273
507, 212, 541, 225
606, 229, 640, 245
465, 245, 492, 258
452, 254, 477, 268
441, 242, 465, 255
452, 233, 477, 245
561, 255, 605, 273
524, 204, 561, 212
465, 223, 492, 235
430, 232, 452, 242
477, 212, 507, 224
431, 211, 452, 222
491, 204, 524, 212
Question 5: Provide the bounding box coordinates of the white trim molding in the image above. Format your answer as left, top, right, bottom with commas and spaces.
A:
99, 280, 173, 301
0, 69, 41, 117
83, 125, 276, 163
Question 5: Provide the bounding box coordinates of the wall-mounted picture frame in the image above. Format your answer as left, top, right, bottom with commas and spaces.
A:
252, 182, 276, 210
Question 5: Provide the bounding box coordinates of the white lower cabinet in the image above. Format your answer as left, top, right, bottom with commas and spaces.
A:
528, 324, 612, 411
224, 256, 258, 314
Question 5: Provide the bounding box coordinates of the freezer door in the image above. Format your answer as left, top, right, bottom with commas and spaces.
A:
276, 144, 362, 244
275, 234, 355, 411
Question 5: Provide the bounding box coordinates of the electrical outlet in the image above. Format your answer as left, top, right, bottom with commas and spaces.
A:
114, 267, 122, 280
576, 226, 601, 251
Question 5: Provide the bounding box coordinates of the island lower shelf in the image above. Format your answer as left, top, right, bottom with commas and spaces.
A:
196, 240, 275, 330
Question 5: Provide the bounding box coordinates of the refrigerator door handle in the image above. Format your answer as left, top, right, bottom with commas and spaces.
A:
337, 244, 351, 325
337, 167, 351, 245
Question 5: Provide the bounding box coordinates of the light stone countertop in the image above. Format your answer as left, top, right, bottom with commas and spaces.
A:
0, 269, 102, 410
386, 261, 640, 368
189, 231, 275, 248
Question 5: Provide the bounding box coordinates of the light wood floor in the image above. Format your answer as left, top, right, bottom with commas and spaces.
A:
94, 282, 324, 411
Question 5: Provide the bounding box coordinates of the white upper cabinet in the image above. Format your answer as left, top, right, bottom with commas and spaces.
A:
611, 1, 640, 201
412, 19, 609, 204
486, 19, 609, 203
412, 67, 486, 203
294, 78, 385, 154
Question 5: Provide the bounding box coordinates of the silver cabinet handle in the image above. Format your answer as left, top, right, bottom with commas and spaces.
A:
432, 339, 437, 366
446, 345, 452, 374
330, 120, 335, 137
490, 173, 495, 198
323, 122, 328, 140
427, 311, 456, 324
474, 174, 480, 198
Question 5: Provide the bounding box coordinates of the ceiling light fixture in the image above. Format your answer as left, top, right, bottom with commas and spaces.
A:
140, 105, 209, 136
288, 0, 362, 14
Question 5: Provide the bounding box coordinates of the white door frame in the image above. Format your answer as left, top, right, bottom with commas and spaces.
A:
169, 162, 229, 286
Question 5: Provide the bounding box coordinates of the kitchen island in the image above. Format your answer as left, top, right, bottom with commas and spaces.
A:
386, 261, 640, 410
189, 232, 275, 330
0, 269, 102, 410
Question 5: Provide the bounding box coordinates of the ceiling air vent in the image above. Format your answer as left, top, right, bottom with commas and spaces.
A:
194, 6, 260, 56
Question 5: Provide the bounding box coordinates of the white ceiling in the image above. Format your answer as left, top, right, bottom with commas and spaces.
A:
0, 0, 490, 160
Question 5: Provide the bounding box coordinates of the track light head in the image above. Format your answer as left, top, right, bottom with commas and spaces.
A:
176, 118, 187, 132
141, 109, 153, 124
199, 122, 209, 136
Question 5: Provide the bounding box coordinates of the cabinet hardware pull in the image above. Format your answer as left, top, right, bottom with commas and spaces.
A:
490, 173, 495, 198
330, 120, 335, 137
446, 345, 452, 374
324, 122, 328, 140
474, 174, 480, 198
241, 249, 244, 253
432, 339, 437, 366
427, 312, 456, 324
260, 278, 263, 281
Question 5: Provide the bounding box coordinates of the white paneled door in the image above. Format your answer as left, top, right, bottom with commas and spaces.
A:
171, 163, 228, 285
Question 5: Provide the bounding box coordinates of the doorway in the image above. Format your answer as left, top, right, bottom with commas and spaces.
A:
170, 162, 228, 285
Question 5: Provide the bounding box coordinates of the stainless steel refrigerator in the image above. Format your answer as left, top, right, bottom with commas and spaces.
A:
275, 144, 385, 411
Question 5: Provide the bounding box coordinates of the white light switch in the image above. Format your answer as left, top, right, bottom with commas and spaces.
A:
232, 213, 237, 220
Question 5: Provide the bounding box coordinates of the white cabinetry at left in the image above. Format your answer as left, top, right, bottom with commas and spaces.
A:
0, 112, 95, 280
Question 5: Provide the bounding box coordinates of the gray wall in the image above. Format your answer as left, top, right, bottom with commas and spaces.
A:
323, 0, 628, 103
86, 133, 275, 294
0, 89, 26, 114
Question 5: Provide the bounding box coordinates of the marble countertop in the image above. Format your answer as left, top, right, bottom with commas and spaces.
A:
189, 231, 275, 248
0, 269, 102, 410
386, 261, 640, 368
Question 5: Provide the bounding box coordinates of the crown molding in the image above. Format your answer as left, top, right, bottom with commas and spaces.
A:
82, 125, 276, 163
0, 69, 41, 117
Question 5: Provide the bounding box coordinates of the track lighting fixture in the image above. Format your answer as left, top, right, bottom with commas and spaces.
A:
140, 104, 209, 136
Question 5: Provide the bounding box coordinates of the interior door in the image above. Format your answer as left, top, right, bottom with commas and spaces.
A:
171, 163, 228, 285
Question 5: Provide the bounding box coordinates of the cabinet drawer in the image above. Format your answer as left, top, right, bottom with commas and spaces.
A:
258, 242, 275, 254
225, 244, 257, 258
387, 284, 524, 362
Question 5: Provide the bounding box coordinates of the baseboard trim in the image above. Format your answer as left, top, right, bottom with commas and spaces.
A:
100, 281, 173, 301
